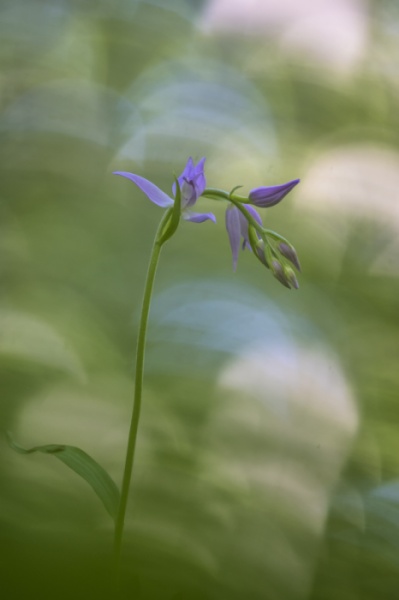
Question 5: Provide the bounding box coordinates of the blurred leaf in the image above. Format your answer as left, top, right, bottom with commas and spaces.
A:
0, 310, 86, 380
7, 433, 120, 520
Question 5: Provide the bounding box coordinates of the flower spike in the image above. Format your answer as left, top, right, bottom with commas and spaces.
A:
114, 158, 301, 289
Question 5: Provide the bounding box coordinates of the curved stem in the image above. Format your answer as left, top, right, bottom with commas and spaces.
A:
202, 189, 291, 247
230, 200, 265, 236
203, 187, 248, 203
203, 189, 263, 233
113, 208, 172, 581
262, 229, 292, 247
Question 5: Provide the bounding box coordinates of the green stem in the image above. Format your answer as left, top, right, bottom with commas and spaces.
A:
113, 208, 172, 581
203, 187, 248, 203
202, 188, 292, 247
203, 189, 265, 237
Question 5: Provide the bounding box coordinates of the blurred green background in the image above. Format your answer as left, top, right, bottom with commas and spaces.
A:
1, 0, 399, 598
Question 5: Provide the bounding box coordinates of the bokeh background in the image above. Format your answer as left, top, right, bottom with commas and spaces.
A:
1, 0, 399, 598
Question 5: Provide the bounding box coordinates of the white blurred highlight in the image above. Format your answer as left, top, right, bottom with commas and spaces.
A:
219, 343, 357, 441
214, 340, 358, 597
295, 145, 399, 275
201, 0, 369, 73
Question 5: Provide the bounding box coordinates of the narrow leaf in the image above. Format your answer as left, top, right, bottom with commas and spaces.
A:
158, 176, 181, 244
7, 433, 120, 520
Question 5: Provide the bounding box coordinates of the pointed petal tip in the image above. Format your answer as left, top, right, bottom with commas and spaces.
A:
113, 172, 173, 207
249, 177, 301, 208
278, 242, 301, 272
113, 170, 130, 176
290, 178, 300, 190
184, 211, 216, 223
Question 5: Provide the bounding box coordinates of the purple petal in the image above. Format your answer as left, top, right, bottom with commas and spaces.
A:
173, 157, 207, 209
183, 211, 216, 223
225, 206, 241, 271
173, 157, 194, 196
245, 204, 263, 226
249, 179, 300, 208
180, 157, 194, 181
238, 210, 249, 243
113, 172, 173, 208
180, 180, 197, 208
192, 157, 206, 197
242, 240, 251, 251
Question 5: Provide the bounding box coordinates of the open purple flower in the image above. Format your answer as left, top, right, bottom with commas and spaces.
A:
249, 178, 300, 208
113, 157, 215, 224
225, 204, 262, 270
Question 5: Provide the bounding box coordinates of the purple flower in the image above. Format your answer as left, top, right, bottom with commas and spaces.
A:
249, 178, 300, 208
225, 204, 262, 270
113, 157, 216, 224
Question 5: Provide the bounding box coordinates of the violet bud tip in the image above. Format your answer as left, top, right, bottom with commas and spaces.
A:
278, 242, 301, 272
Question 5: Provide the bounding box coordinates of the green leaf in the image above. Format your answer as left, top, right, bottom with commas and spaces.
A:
7, 433, 120, 520
158, 176, 181, 245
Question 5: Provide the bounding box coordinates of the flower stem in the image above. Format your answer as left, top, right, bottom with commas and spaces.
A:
203, 188, 291, 247
203, 190, 265, 237
203, 187, 248, 203
113, 208, 172, 582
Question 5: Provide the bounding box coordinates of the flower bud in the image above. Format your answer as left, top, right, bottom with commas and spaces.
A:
248, 227, 269, 268
249, 179, 300, 208
278, 242, 301, 272
271, 260, 291, 289
284, 266, 299, 290
255, 239, 269, 268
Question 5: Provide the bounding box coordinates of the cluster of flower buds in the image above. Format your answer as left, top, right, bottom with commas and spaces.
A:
114, 157, 301, 289
215, 170, 301, 289
245, 213, 301, 289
